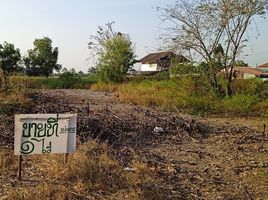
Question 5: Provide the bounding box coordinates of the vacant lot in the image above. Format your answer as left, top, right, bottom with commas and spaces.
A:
0, 89, 267, 199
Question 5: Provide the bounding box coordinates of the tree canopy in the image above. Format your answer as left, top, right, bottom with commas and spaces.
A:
24, 37, 61, 77
89, 22, 136, 83
160, 0, 268, 95
0, 42, 22, 75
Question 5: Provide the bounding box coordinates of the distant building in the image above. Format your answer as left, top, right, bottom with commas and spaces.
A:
234, 67, 268, 80
138, 51, 188, 74
256, 63, 268, 72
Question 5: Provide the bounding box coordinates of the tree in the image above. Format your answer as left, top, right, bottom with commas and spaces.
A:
88, 67, 96, 75
59, 70, 81, 89
78, 71, 84, 76
88, 22, 136, 83
24, 37, 61, 77
234, 60, 248, 66
70, 68, 76, 73
160, 0, 268, 96
0, 42, 22, 87
61, 67, 68, 73
0, 42, 22, 75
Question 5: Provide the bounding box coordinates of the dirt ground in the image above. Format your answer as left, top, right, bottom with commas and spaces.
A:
0, 89, 268, 199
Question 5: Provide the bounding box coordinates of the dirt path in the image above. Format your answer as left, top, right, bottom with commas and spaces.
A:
1, 89, 268, 199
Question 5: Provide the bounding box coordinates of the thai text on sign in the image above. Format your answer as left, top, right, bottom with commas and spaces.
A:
14, 114, 77, 155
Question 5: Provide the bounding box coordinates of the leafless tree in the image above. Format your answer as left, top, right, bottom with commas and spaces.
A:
88, 22, 117, 65
160, 0, 268, 95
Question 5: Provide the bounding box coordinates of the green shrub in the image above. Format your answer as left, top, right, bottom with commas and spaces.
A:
259, 81, 268, 99
186, 96, 217, 115
221, 94, 259, 115
149, 71, 170, 81
59, 72, 82, 89
231, 79, 264, 95
128, 71, 170, 83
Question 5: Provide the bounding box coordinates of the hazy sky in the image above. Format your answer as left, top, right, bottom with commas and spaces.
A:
0, 0, 268, 72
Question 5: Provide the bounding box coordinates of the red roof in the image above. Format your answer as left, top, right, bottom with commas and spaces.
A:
234, 67, 268, 75
257, 63, 268, 68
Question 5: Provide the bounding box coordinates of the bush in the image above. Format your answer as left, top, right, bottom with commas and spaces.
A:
149, 71, 170, 81
231, 79, 264, 95
59, 72, 82, 89
221, 94, 259, 115
186, 96, 217, 115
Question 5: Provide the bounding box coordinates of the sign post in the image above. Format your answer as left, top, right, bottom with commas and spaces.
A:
14, 114, 77, 180
18, 155, 23, 181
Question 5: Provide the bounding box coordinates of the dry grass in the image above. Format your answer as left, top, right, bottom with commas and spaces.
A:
4, 141, 156, 200
0, 85, 28, 105
0, 149, 17, 170
90, 82, 119, 93
91, 80, 188, 109
245, 153, 268, 199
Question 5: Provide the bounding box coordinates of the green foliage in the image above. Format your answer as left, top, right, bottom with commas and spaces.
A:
234, 60, 248, 66
10, 75, 97, 89
88, 67, 96, 75
127, 71, 170, 83
186, 96, 217, 115
96, 34, 135, 83
0, 42, 22, 74
24, 37, 61, 77
170, 63, 197, 76
59, 71, 82, 89
231, 79, 264, 95
150, 71, 170, 81
89, 23, 136, 83
221, 94, 259, 115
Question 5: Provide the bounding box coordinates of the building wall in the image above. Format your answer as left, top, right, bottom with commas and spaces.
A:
140, 63, 159, 72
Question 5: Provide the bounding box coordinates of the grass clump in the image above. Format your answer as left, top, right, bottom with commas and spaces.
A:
221, 94, 259, 116
0, 149, 16, 170
6, 141, 156, 200
0, 81, 28, 114
58, 72, 82, 89
91, 82, 119, 92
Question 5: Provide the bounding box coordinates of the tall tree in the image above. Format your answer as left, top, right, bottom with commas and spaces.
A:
88, 22, 136, 83
160, 0, 268, 95
0, 42, 22, 74
24, 37, 61, 77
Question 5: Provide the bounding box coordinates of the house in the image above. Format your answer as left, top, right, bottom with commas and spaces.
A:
256, 63, 268, 72
234, 67, 268, 80
138, 51, 188, 74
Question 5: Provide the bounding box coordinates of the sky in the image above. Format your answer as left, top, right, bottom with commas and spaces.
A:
0, 0, 268, 72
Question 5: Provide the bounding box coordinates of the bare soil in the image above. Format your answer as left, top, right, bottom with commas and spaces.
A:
1, 89, 268, 199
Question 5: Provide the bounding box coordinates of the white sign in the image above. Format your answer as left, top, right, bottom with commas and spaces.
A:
14, 114, 77, 155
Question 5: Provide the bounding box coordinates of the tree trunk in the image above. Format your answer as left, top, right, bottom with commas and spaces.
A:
226, 80, 232, 96
0, 69, 4, 88
226, 66, 234, 96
